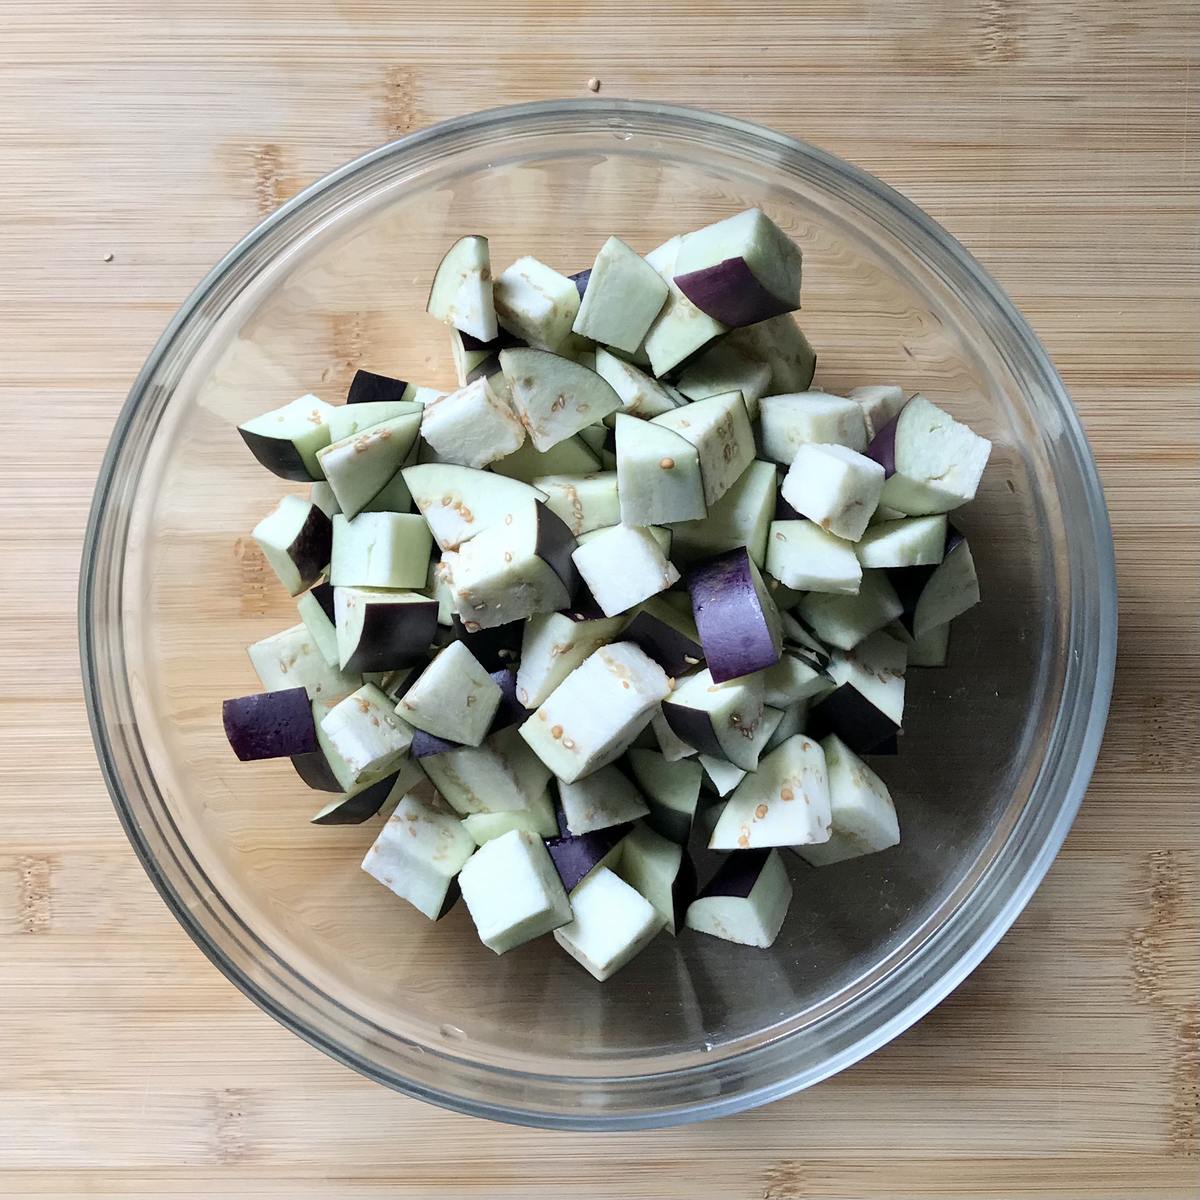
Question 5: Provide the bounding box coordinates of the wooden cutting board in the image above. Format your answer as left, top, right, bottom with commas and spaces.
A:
1, 3, 1196, 1197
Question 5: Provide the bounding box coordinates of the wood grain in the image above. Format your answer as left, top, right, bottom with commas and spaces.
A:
1, 2, 1197, 1197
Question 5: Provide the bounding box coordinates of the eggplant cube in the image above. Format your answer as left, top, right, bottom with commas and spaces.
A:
615, 413, 706, 527
699, 754, 746, 797
570, 524, 680, 618
571, 235, 669, 354
621, 595, 705, 678
870, 394, 992, 515
493, 256, 580, 352
553, 866, 665, 981
329, 512, 432, 590
806, 632, 907, 754
797, 570, 903, 651
222, 686, 317, 761
238, 393, 335, 481
333, 587, 438, 673
248, 623, 361, 700
457, 828, 573, 955
296, 580, 338, 666
652, 391, 755, 508
616, 823, 696, 936
627, 748, 704, 844
640, 235, 727, 378
251, 494, 332, 597
421, 725, 551, 815
849, 384, 906, 440
856, 514, 948, 570
668, 458, 777, 568
594, 348, 683, 419
426, 234, 498, 343
519, 642, 671, 783
890, 533, 979, 637
362, 792, 475, 919
462, 788, 558, 846
726, 314, 816, 393
687, 547, 783, 683
544, 824, 631, 892
759, 652, 831, 708
500, 348, 622, 451
557, 764, 649, 835
795, 735, 900, 866
402, 462, 546, 551
759, 391, 868, 462
316, 412, 422, 519
685, 849, 792, 948
327, 399, 422, 443
766, 520, 863, 594
419, 376, 525, 469
514, 610, 625, 709
661, 667, 766, 773
709, 734, 831, 849
395, 640, 501, 747
780, 443, 885, 542
533, 471, 621, 537
677, 343, 772, 422
493, 431, 601, 483
652, 709, 698, 761
318, 684, 415, 787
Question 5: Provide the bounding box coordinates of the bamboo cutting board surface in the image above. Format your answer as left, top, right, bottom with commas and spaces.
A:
1, 3, 1197, 1197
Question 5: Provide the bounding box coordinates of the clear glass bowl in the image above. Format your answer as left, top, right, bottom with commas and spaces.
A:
80, 100, 1116, 1129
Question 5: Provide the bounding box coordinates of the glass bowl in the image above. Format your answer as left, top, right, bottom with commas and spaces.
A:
80, 99, 1116, 1129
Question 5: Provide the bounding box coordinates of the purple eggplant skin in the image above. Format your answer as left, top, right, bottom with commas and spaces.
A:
568, 268, 591, 300
489, 667, 530, 732
534, 501, 581, 602
887, 526, 967, 634
410, 729, 463, 759
687, 547, 781, 683
309, 579, 336, 622
560, 592, 608, 623
436, 878, 462, 920
464, 355, 503, 384
346, 369, 410, 405
288, 505, 334, 594
622, 609, 705, 678
342, 597, 439, 674
805, 685, 899, 755
774, 490, 804, 521
223, 687, 317, 761
865, 733, 900, 757
865, 406, 907, 477
310, 770, 401, 825
698, 849, 771, 900
674, 258, 796, 328
544, 824, 632, 892
451, 614, 523, 671
291, 749, 342, 792
238, 428, 313, 482
459, 327, 524, 354
660, 701, 722, 759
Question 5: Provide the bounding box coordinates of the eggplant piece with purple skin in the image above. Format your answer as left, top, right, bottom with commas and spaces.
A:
568, 269, 591, 299
347, 369, 413, 405
805, 632, 907, 755
290, 748, 343, 792
621, 596, 705, 678
615, 823, 698, 936
888, 528, 979, 638
238, 394, 336, 481
543, 822, 632, 892
684, 847, 793, 948
687, 547, 783, 683
334, 587, 439, 673
488, 667, 530, 731
222, 686, 317, 761
451, 613, 523, 671
410, 729, 463, 759
310, 769, 403, 825
251, 495, 333, 597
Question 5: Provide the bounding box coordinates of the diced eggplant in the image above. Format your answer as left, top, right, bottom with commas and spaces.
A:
558, 764, 649, 835
687, 547, 782, 682
493, 256, 581, 352
346, 369, 415, 405
316, 412, 422, 519
856, 514, 948, 570
661, 667, 766, 772
621, 594, 704, 677
290, 746, 343, 792
445, 498, 577, 629
626, 748, 704, 844
248, 624, 361, 700
318, 683, 414, 787
222, 686, 317, 761
296, 579, 339, 665
571, 235, 670, 354
251, 495, 332, 597
699, 753, 746, 797
868, 394, 992, 515
329, 512, 432, 590
395, 640, 502, 746
327, 399, 423, 442
568, 268, 591, 299
672, 208, 803, 327
651, 708, 698, 761
677, 343, 771, 422
571, 524, 680, 618
514, 609, 625, 709
359, 469, 413, 515
766, 519, 862, 594
462, 788, 558, 845
640, 235, 728, 377
419, 376, 525, 469
458, 828, 573, 954
759, 391, 868, 463
309, 481, 341, 518
519, 642, 671, 783
779, 610, 832, 663
764, 572, 805, 612
805, 631, 907, 754
311, 764, 421, 826
652, 391, 755, 508
238, 394, 336, 481
554, 866, 665, 981
445, 613, 519, 673
797, 570, 903, 651
402, 462, 546, 551
409, 728, 463, 759
684, 848, 792, 948
614, 413, 706, 527
889, 530, 979, 637
450, 329, 495, 387
533, 472, 621, 536
794, 734, 900, 866
757, 652, 831, 708
725, 315, 816, 393
780, 443, 885, 542
333, 587, 438, 673
668, 459, 776, 567
764, 698, 808, 752
421, 724, 551, 814
848, 384, 906, 440
426, 235, 498, 343
544, 823, 631, 892
888, 618, 951, 668
594, 348, 683, 420
616, 824, 697, 937
500, 348, 622, 451
709, 734, 831, 849
492, 433, 600, 483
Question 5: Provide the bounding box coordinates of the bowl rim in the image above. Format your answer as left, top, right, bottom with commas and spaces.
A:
79, 97, 1118, 1129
